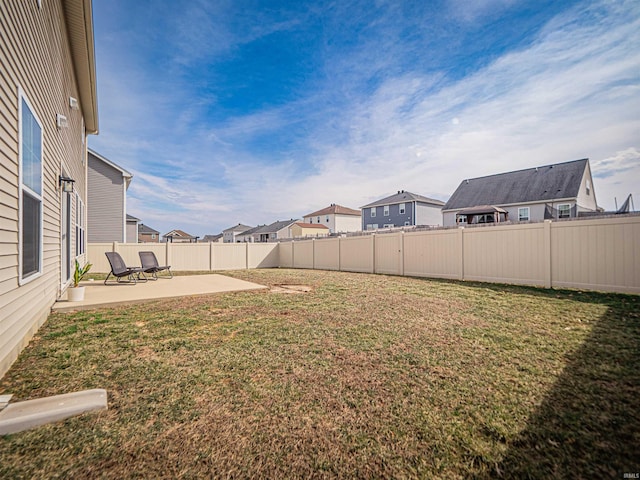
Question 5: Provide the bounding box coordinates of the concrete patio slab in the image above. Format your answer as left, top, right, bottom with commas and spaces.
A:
53, 274, 267, 312
0, 389, 107, 435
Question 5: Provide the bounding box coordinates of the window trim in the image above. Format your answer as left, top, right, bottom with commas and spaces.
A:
383, 205, 389, 216
399, 203, 405, 215
18, 90, 44, 285
370, 207, 376, 218
75, 193, 86, 256
518, 207, 530, 222
558, 203, 571, 219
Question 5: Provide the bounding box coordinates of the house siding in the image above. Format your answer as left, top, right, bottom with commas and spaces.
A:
415, 203, 443, 226
87, 151, 125, 242
363, 203, 415, 229
334, 214, 361, 233
0, 0, 90, 377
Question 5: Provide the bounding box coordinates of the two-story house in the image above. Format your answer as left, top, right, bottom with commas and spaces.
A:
361, 191, 445, 230
442, 159, 599, 226
223, 223, 252, 243
303, 204, 361, 233
0, 0, 99, 377
87, 149, 133, 242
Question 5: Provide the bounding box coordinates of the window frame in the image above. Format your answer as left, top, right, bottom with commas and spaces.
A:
18, 90, 44, 285
75, 193, 86, 256
558, 203, 571, 219
518, 207, 530, 222
383, 205, 389, 216
399, 203, 405, 215
370, 207, 376, 218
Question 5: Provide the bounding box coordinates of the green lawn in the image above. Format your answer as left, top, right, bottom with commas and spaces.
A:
1, 269, 638, 478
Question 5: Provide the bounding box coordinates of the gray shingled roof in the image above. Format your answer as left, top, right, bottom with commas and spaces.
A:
254, 219, 299, 234
223, 223, 252, 233
443, 159, 589, 211
138, 224, 159, 234
361, 191, 445, 209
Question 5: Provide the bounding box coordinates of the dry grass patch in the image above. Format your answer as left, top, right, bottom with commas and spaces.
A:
1, 269, 638, 478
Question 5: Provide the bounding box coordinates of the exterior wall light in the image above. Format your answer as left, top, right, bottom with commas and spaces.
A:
59, 175, 75, 193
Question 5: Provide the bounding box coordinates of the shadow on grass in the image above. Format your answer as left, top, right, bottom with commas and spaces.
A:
484, 290, 640, 478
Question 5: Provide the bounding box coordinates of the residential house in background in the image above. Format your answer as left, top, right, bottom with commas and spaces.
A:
288, 222, 330, 239
201, 234, 223, 243
126, 214, 139, 243
303, 204, 361, 233
223, 223, 252, 243
87, 149, 132, 242
138, 223, 160, 243
253, 220, 299, 242
0, 0, 98, 378
442, 159, 599, 227
236, 225, 264, 243
361, 191, 445, 230
163, 229, 198, 243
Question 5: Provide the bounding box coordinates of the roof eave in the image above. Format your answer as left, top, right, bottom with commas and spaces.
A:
63, 0, 98, 134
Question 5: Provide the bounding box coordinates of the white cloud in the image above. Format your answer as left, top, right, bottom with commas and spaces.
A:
92, 0, 640, 235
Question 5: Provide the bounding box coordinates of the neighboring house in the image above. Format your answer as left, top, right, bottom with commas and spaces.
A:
236, 225, 264, 243
126, 214, 139, 244
0, 0, 98, 378
252, 220, 299, 242
162, 229, 198, 243
303, 204, 361, 233
201, 234, 223, 243
223, 223, 252, 243
361, 191, 445, 230
87, 149, 132, 242
288, 222, 330, 239
138, 223, 160, 243
442, 159, 599, 227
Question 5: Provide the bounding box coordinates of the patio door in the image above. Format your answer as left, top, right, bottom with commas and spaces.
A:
61, 190, 72, 284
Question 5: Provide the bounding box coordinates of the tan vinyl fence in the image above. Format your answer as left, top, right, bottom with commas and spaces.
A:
88, 242, 279, 273
284, 216, 640, 294
89, 216, 640, 294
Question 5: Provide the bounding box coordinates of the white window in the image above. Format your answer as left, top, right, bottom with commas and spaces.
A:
370, 207, 376, 218
326, 216, 329, 223
518, 207, 530, 222
399, 203, 405, 214
558, 204, 571, 218
404, 221, 411, 226
367, 224, 378, 230
317, 216, 320, 223
586, 180, 591, 195
383, 205, 389, 216
75, 194, 86, 255
151, 234, 156, 240
383, 224, 393, 228
19, 93, 43, 283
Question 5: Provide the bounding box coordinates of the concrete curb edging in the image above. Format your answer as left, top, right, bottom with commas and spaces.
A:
0, 389, 108, 435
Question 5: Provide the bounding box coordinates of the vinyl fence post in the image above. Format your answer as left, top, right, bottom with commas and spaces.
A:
544, 220, 552, 288
457, 227, 464, 281
209, 241, 213, 271
166, 240, 171, 268
371, 234, 376, 274
400, 231, 405, 277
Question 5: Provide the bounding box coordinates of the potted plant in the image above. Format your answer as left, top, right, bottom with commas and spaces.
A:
68, 259, 92, 302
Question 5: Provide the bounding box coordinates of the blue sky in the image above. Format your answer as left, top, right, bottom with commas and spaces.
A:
90, 0, 640, 236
